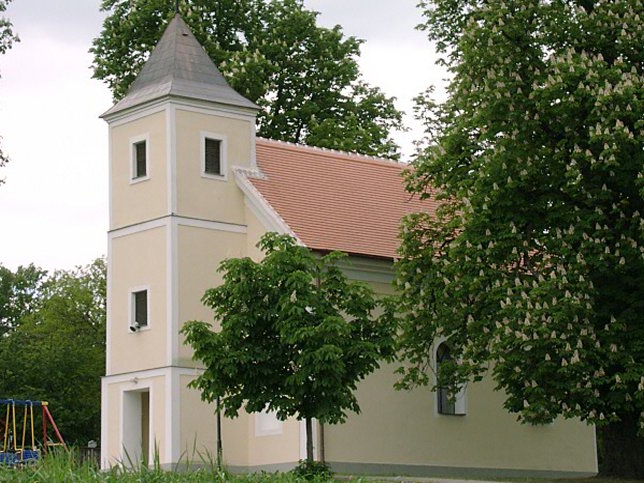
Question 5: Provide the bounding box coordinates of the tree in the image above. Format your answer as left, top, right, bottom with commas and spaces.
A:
182, 233, 395, 462
0, 264, 47, 336
90, 0, 404, 159
0, 259, 106, 445
395, 0, 644, 477
0, 0, 19, 183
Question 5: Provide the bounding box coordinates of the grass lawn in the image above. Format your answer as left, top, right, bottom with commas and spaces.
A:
0, 453, 640, 483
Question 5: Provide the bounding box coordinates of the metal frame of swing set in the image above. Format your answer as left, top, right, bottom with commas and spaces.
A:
0, 399, 66, 465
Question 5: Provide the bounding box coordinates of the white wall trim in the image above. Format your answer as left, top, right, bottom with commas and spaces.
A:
172, 99, 257, 123
100, 377, 108, 469
176, 216, 247, 233
106, 237, 113, 374
108, 127, 114, 229
233, 167, 302, 244
166, 104, 177, 215
103, 101, 170, 127
129, 133, 150, 184
200, 131, 228, 181
103, 96, 258, 126
102, 365, 202, 384
168, 217, 179, 365
128, 285, 151, 333
170, 365, 180, 462
109, 217, 169, 239
109, 215, 246, 240
250, 122, 257, 168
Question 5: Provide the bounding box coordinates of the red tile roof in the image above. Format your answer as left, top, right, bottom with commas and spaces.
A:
249, 138, 437, 260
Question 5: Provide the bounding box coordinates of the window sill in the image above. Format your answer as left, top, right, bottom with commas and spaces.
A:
201, 172, 227, 182
130, 176, 150, 185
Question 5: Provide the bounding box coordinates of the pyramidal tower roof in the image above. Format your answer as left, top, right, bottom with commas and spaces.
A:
102, 14, 258, 118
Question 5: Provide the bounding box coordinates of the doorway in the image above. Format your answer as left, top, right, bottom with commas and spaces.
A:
122, 388, 150, 465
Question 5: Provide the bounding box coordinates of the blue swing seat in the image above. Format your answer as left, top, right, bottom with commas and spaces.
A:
0, 451, 18, 465
21, 449, 39, 462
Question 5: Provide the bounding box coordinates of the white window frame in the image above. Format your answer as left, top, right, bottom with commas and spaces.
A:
130, 133, 150, 184
434, 340, 467, 416
254, 409, 283, 437
200, 131, 227, 181
128, 285, 151, 333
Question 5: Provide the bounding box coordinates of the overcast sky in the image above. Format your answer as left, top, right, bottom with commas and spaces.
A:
0, 0, 446, 272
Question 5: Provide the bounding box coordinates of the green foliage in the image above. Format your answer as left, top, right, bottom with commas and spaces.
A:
291, 459, 333, 481
90, 0, 404, 159
182, 233, 395, 460
0, 264, 47, 335
396, 0, 643, 476
0, 449, 338, 482
0, 259, 106, 445
0, 0, 19, 181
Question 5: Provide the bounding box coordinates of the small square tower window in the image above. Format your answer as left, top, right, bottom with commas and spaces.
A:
132, 289, 148, 328
134, 141, 148, 178
200, 132, 227, 180
133, 141, 147, 179
204, 138, 222, 176
130, 134, 149, 183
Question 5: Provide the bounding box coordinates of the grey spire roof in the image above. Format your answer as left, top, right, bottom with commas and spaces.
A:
102, 14, 258, 118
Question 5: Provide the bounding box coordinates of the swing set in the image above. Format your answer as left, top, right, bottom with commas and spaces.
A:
0, 399, 66, 465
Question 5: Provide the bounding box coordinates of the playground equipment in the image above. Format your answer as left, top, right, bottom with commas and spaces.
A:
0, 399, 66, 465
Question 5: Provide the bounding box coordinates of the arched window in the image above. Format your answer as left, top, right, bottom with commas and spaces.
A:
436, 342, 466, 416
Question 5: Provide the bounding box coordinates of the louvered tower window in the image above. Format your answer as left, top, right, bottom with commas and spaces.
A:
204, 138, 222, 176
133, 141, 147, 179
133, 290, 148, 327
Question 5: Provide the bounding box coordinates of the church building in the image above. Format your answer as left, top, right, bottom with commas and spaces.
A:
100, 14, 597, 478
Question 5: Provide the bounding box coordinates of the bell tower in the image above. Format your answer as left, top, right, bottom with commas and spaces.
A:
100, 14, 258, 468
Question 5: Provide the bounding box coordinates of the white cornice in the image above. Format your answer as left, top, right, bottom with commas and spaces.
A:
103, 95, 258, 125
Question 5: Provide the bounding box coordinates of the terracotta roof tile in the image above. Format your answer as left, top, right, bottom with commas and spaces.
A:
249, 138, 437, 260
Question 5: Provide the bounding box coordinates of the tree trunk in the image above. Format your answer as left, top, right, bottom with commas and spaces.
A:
216, 397, 223, 470
319, 421, 325, 463
598, 412, 644, 478
305, 417, 314, 463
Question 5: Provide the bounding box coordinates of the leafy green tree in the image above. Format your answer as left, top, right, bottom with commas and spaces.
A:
90, 0, 404, 159
0, 264, 47, 336
395, 0, 644, 477
0, 259, 106, 445
0, 0, 19, 182
182, 233, 395, 462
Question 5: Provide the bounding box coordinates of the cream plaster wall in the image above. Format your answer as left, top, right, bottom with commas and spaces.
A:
324, 360, 596, 474
175, 109, 252, 224
178, 374, 218, 463
321, 257, 596, 474
110, 111, 168, 230
176, 225, 246, 365
247, 416, 300, 467
103, 375, 166, 467
244, 205, 266, 261
179, 374, 252, 467
109, 226, 167, 374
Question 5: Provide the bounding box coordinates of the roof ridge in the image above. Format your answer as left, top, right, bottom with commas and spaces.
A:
255, 137, 405, 169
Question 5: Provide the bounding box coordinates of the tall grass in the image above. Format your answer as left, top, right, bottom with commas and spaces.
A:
0, 450, 335, 482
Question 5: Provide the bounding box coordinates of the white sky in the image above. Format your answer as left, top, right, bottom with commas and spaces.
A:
0, 0, 446, 272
